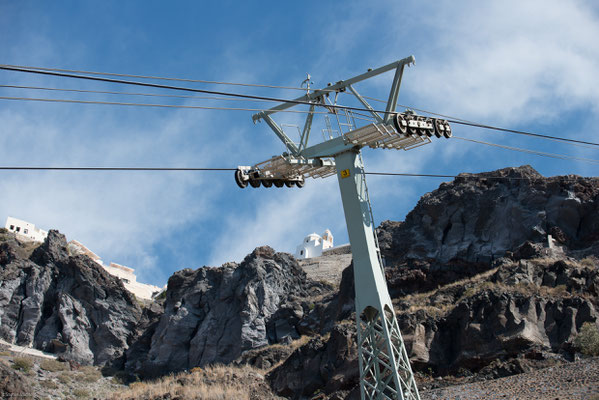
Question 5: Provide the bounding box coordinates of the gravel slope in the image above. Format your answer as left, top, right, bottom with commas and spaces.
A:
421, 358, 599, 400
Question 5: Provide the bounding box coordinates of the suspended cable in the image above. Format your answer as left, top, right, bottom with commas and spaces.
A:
0, 65, 381, 113
363, 95, 599, 149
0, 96, 330, 114
0, 166, 235, 171
2, 65, 598, 148
0, 84, 287, 104
0, 165, 594, 182
363, 172, 595, 181
452, 136, 599, 164
0, 64, 337, 92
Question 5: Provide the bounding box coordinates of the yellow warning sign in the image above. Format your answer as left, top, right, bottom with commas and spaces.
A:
340, 169, 351, 178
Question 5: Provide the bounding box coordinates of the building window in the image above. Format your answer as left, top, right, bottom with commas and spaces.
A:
16, 227, 20, 232
300, 250, 304, 255
9, 225, 14, 230
24, 229, 28, 234
122, 278, 130, 284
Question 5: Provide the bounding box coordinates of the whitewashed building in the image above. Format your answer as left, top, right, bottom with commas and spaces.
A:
295, 229, 334, 259
67, 240, 161, 300
104, 262, 162, 300
4, 217, 48, 242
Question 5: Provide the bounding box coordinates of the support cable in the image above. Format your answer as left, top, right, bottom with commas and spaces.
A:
0, 167, 236, 171
0, 84, 291, 104
362, 95, 599, 149
0, 96, 330, 114
2, 65, 598, 148
452, 136, 599, 164
0, 166, 595, 182
0, 64, 337, 92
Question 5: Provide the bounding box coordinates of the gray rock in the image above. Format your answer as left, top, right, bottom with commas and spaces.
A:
0, 230, 141, 366
378, 166, 599, 265
129, 246, 332, 378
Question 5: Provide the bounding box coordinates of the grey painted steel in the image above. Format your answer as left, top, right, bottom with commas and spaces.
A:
252, 56, 415, 123
299, 104, 316, 152
335, 150, 420, 400
250, 57, 424, 399
383, 63, 408, 124
348, 85, 384, 124
262, 114, 300, 155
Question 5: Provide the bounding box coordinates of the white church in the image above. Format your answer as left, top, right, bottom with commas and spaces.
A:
295, 229, 334, 259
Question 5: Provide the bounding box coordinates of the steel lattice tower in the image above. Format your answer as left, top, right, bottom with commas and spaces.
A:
237, 56, 451, 399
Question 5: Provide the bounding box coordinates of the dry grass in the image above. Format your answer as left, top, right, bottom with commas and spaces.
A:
110, 364, 266, 400
11, 357, 33, 373
40, 358, 69, 372
400, 267, 500, 305
77, 365, 103, 383
395, 257, 585, 320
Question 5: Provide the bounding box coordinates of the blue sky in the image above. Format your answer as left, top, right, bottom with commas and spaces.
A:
1, 1, 598, 286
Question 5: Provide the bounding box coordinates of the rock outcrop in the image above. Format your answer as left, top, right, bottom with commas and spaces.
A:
400, 257, 599, 372
127, 246, 334, 378
268, 323, 359, 399
263, 166, 599, 399
378, 166, 599, 265
0, 230, 141, 366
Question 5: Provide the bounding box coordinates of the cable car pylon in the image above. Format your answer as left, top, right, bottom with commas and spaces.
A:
241, 56, 450, 399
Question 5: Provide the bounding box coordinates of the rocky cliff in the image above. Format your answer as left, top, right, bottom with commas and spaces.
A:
125, 246, 334, 378
377, 165, 599, 265
0, 230, 141, 365
262, 166, 599, 399
1, 165, 598, 400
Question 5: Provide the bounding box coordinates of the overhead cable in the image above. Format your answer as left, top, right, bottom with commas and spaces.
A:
0, 96, 331, 114
0, 165, 594, 182
453, 136, 599, 165
363, 95, 599, 149
0, 166, 235, 171
0, 64, 336, 92
0, 65, 379, 113
364, 172, 595, 181
2, 65, 598, 147
0, 84, 287, 104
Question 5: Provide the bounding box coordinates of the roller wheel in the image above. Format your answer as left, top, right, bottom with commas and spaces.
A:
424, 118, 434, 137
235, 169, 248, 189
417, 116, 427, 137
262, 180, 273, 188
406, 115, 418, 136
249, 178, 261, 188
443, 121, 452, 138
284, 180, 296, 187
433, 119, 444, 138
273, 180, 285, 188
393, 113, 407, 135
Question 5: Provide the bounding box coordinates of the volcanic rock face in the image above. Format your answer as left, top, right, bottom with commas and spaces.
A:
268, 323, 359, 398
400, 257, 599, 372
263, 166, 599, 398
128, 246, 332, 377
0, 230, 141, 365
378, 166, 599, 265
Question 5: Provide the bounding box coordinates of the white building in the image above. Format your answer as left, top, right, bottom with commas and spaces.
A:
4, 215, 162, 300
67, 240, 161, 300
4, 217, 48, 242
104, 262, 162, 300
295, 229, 334, 259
